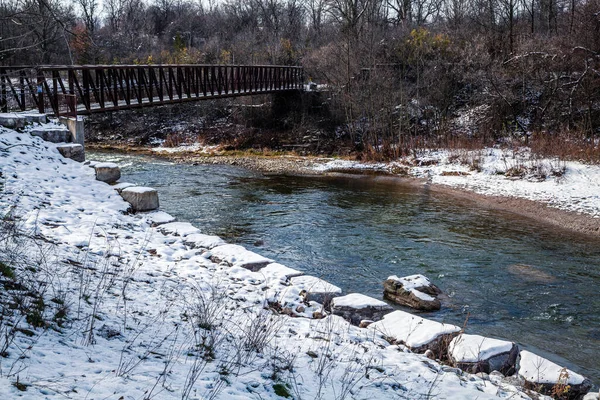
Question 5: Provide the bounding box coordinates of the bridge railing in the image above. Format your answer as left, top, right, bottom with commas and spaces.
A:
0, 64, 304, 116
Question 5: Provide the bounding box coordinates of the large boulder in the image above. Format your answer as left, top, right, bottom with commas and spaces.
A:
383, 274, 442, 311
289, 275, 342, 308
448, 334, 518, 375
330, 293, 393, 326
94, 162, 121, 183
56, 143, 84, 162
369, 310, 460, 355
518, 350, 592, 399
120, 186, 159, 211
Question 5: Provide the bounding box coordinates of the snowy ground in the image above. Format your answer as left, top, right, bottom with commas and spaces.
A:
0, 130, 552, 399
314, 148, 600, 218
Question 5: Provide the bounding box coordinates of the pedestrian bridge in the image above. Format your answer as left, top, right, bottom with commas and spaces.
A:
0, 64, 304, 117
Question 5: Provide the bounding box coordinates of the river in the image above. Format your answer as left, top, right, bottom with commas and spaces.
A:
90, 151, 600, 386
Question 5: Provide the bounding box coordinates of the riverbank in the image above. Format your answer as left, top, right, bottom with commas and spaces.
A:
4, 128, 568, 398
90, 143, 600, 238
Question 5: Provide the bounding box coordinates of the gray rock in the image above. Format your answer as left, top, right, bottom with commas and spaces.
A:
30, 128, 71, 143
56, 143, 84, 162
383, 274, 442, 311
330, 293, 393, 325
22, 113, 47, 124
97, 324, 122, 340
0, 114, 26, 129
120, 186, 159, 211
94, 162, 121, 183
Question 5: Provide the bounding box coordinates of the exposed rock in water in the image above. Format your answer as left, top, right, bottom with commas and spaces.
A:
507, 264, 556, 283
330, 293, 393, 326
94, 162, 121, 183
383, 274, 442, 311
120, 186, 159, 211
448, 334, 518, 375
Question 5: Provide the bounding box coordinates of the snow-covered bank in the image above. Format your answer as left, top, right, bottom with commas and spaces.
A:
0, 128, 585, 399
313, 148, 600, 219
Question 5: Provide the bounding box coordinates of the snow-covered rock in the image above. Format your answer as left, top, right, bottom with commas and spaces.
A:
449, 334, 518, 375
29, 126, 71, 143
210, 244, 274, 271
369, 310, 461, 354
259, 263, 303, 282
330, 293, 393, 325
112, 182, 136, 194
94, 162, 121, 183
183, 233, 226, 249
56, 143, 85, 162
0, 113, 26, 129
518, 350, 592, 398
120, 186, 159, 211
384, 274, 442, 311
157, 221, 200, 237
290, 275, 342, 307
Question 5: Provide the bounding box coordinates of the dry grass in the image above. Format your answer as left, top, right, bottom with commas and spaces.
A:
529, 131, 600, 164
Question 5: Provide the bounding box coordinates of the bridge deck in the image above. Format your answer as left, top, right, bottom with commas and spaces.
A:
0, 65, 304, 116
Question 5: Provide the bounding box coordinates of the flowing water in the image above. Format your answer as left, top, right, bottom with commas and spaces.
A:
90, 151, 600, 386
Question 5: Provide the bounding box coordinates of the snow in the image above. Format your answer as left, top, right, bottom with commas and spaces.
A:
93, 161, 119, 169
152, 143, 220, 154
449, 334, 514, 363
55, 143, 81, 148
331, 293, 390, 309
112, 181, 135, 191
157, 221, 201, 236
369, 310, 461, 348
313, 148, 600, 218
259, 263, 303, 280
210, 243, 274, 269
183, 232, 226, 249
412, 289, 435, 301
519, 350, 586, 385
290, 275, 342, 295
388, 274, 432, 290
142, 210, 177, 225
0, 126, 572, 399
388, 274, 436, 301
122, 186, 156, 194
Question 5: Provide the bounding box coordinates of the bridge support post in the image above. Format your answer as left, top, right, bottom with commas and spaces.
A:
59, 116, 85, 160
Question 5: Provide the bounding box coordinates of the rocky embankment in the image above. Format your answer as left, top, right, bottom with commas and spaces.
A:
4, 125, 599, 398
